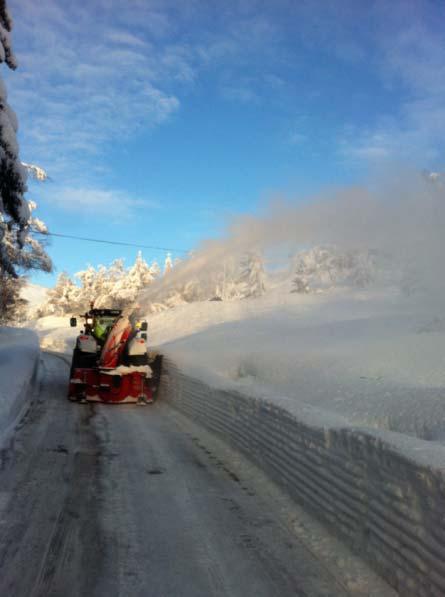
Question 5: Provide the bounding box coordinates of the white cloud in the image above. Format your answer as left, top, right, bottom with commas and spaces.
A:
5, 0, 186, 180
5, 0, 289, 182
9, 0, 443, 180
338, 1, 445, 165
45, 186, 159, 219
105, 30, 147, 48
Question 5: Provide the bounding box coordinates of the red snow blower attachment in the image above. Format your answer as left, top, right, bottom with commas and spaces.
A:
68, 307, 162, 404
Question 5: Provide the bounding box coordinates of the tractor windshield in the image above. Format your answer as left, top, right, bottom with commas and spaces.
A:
93, 316, 118, 342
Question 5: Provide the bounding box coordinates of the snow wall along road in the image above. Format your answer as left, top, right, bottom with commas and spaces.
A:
160, 360, 445, 596
0, 328, 40, 445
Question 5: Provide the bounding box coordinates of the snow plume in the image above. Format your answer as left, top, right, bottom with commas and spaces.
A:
142, 170, 445, 308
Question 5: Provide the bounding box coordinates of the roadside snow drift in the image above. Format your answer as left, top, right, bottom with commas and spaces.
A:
0, 327, 39, 443
162, 360, 445, 597
30, 315, 77, 353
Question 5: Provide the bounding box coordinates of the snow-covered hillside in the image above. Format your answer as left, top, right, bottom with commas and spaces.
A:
145, 287, 445, 441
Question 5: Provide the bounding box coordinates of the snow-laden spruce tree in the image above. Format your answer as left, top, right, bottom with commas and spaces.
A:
149, 260, 161, 278
39, 267, 96, 316
1, 199, 52, 320
108, 253, 158, 308
75, 265, 97, 309
237, 251, 266, 299
73, 254, 159, 311
2, 200, 52, 273
38, 272, 79, 316
0, 0, 31, 277
127, 251, 155, 289
21, 162, 49, 182
39, 253, 176, 317
164, 252, 173, 275
0, 274, 27, 323
161, 279, 203, 308
0, 1, 53, 321
105, 259, 129, 308
291, 275, 310, 294
213, 258, 243, 300
291, 245, 378, 293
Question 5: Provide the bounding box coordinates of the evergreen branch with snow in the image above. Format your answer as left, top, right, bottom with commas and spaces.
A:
21, 162, 49, 182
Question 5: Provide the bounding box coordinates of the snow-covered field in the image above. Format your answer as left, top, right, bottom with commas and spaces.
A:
146, 286, 445, 441
0, 327, 39, 443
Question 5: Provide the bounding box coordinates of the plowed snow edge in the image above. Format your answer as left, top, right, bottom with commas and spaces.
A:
160, 358, 445, 596
0, 327, 40, 447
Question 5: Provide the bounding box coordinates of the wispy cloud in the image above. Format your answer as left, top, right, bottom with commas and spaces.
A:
6, 0, 444, 187
5, 0, 289, 184
337, 1, 445, 165
44, 186, 159, 219
105, 30, 148, 48
5, 0, 186, 181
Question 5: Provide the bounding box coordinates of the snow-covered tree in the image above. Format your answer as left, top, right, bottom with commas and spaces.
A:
0, 273, 27, 323
149, 260, 161, 278
127, 251, 155, 289
0, 2, 53, 321
214, 258, 244, 300
237, 251, 266, 298
41, 272, 79, 315
66, 254, 158, 312
21, 162, 49, 181
164, 252, 173, 275
75, 265, 98, 308
108, 253, 155, 308
1, 200, 52, 320
291, 275, 310, 294
0, 0, 30, 278
291, 245, 378, 293
2, 200, 52, 273
105, 259, 128, 307
163, 279, 203, 307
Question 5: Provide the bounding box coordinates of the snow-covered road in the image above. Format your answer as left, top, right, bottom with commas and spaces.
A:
0, 352, 395, 597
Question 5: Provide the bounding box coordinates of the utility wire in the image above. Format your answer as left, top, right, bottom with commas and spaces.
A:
34, 231, 189, 254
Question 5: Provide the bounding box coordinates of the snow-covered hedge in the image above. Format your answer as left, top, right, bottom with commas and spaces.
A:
0, 327, 39, 443
161, 360, 445, 596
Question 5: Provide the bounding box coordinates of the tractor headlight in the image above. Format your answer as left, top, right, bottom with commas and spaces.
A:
86, 317, 93, 324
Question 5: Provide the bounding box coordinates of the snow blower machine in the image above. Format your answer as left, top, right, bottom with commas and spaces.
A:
67, 307, 162, 404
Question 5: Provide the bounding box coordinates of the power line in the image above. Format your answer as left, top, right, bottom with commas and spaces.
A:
35, 231, 189, 254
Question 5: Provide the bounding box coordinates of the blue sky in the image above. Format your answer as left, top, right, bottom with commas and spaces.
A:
4, 0, 445, 286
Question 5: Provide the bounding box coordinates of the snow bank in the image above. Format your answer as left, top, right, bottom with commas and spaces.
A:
161, 360, 445, 596
29, 315, 78, 353
21, 282, 48, 311
0, 327, 39, 443
147, 288, 445, 441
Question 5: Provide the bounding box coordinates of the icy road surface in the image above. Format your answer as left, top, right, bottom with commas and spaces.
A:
0, 353, 394, 597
